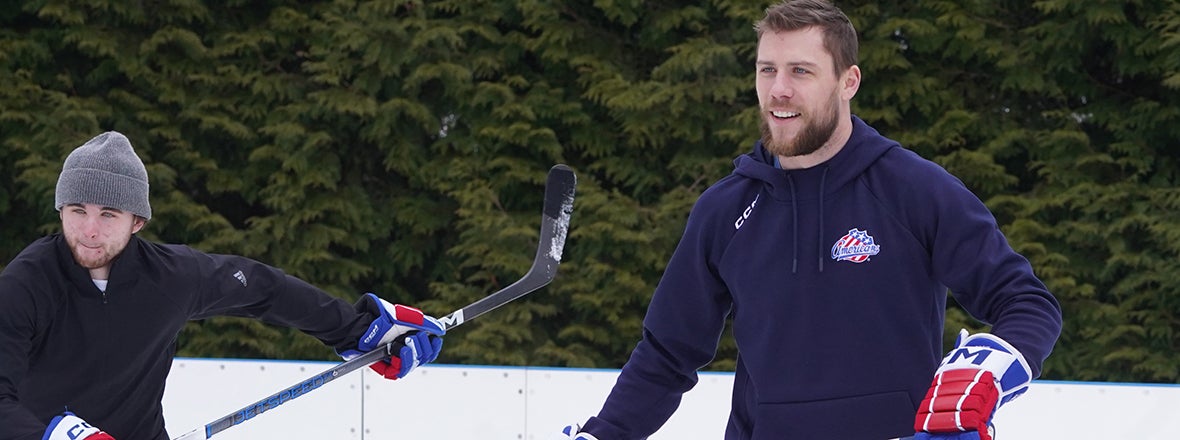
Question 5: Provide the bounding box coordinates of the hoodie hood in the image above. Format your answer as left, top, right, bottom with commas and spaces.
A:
731, 115, 898, 272
733, 116, 897, 199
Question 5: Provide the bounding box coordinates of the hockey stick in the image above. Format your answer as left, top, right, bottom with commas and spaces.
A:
172, 164, 576, 440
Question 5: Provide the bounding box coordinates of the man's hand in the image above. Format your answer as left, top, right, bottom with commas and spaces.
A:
914, 329, 1032, 440
44, 412, 116, 440
341, 293, 445, 380
912, 369, 998, 440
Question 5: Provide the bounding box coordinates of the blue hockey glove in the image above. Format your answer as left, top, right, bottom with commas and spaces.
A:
340, 293, 445, 380
555, 423, 600, 440
913, 329, 1031, 440
44, 412, 116, 440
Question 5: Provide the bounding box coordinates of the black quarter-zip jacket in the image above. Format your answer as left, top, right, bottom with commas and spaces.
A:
0, 234, 377, 440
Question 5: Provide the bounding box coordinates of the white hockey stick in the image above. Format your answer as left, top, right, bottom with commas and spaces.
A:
172, 164, 576, 440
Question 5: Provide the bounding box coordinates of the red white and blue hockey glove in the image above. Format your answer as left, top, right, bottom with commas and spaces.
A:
556, 423, 599, 440
44, 412, 116, 440
914, 329, 1032, 440
339, 293, 445, 380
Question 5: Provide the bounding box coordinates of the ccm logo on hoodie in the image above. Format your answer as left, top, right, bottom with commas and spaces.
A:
734, 194, 760, 230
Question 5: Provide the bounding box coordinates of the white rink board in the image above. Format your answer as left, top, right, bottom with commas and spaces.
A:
164, 358, 1180, 439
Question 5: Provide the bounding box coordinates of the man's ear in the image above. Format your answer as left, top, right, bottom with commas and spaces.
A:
841, 65, 862, 100
132, 216, 147, 234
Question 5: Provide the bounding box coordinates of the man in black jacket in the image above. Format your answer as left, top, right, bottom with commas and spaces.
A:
0, 131, 445, 440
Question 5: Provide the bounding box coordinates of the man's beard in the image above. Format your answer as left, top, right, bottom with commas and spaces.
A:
65, 235, 124, 270
760, 92, 840, 158
70, 244, 118, 270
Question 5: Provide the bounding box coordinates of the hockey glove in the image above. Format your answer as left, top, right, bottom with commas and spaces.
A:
555, 423, 599, 440
340, 293, 445, 380
913, 329, 1032, 440
44, 412, 116, 440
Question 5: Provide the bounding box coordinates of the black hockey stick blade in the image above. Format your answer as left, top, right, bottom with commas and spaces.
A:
437, 163, 576, 330
172, 164, 576, 440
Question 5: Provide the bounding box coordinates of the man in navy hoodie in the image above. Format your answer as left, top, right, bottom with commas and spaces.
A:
559, 1, 1062, 439
0, 131, 446, 440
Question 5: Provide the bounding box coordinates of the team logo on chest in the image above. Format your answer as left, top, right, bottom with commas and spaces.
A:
831, 228, 881, 263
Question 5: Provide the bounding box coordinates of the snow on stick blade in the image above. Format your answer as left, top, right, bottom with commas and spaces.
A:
546, 165, 575, 263
173, 164, 576, 440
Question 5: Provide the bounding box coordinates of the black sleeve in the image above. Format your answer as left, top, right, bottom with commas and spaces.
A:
184, 250, 376, 350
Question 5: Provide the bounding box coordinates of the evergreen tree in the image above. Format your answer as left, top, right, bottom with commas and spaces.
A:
2, 0, 1178, 382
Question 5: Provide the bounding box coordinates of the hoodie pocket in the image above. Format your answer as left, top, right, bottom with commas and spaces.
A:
750, 390, 915, 439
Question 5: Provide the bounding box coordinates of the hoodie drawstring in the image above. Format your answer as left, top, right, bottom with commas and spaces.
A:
785, 166, 829, 274
786, 174, 799, 274
818, 166, 829, 273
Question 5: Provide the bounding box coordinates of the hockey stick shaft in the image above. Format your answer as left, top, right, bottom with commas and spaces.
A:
172, 164, 576, 440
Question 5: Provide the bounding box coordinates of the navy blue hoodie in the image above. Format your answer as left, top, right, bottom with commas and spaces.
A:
582, 116, 1062, 439
0, 234, 379, 440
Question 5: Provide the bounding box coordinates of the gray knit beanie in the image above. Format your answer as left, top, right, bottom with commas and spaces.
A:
55, 131, 152, 220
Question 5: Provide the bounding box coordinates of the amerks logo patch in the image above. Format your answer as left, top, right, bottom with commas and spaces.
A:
831, 228, 881, 263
